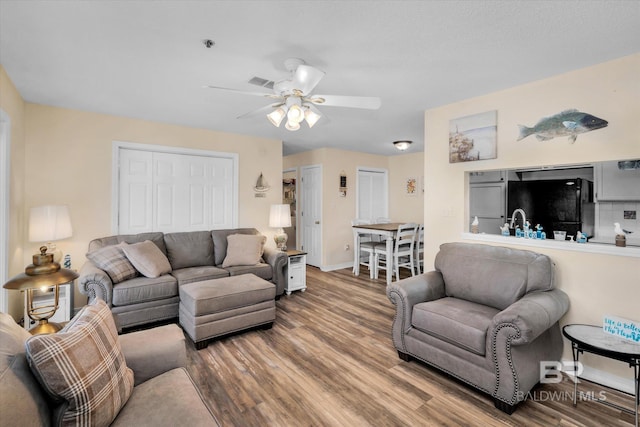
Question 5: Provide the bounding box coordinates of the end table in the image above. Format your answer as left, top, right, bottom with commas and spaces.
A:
285, 250, 307, 295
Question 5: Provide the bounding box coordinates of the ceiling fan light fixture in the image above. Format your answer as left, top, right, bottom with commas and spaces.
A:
285, 120, 300, 131
304, 108, 321, 128
267, 106, 287, 127
287, 104, 305, 124
393, 140, 412, 151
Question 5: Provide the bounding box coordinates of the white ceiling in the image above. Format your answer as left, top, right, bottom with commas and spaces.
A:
1, 1, 638, 156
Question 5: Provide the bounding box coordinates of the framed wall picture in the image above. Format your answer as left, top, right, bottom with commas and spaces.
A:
406, 177, 417, 196
449, 110, 497, 163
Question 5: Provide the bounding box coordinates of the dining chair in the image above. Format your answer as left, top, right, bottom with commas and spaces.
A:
373, 223, 418, 282
414, 224, 424, 274
351, 219, 376, 278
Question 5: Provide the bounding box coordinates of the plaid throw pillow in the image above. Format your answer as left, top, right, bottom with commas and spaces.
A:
86, 242, 138, 283
25, 300, 134, 427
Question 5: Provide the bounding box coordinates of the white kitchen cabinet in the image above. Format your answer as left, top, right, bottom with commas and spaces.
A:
469, 170, 506, 184
595, 161, 640, 201
285, 250, 307, 295
24, 282, 74, 331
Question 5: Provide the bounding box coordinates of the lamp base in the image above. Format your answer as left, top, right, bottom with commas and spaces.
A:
273, 229, 288, 252
30, 320, 63, 335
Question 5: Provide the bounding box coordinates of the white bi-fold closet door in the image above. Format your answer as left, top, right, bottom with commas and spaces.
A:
116, 145, 237, 234
357, 168, 388, 222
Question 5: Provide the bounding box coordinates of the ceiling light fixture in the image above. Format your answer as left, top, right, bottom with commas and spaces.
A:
393, 140, 413, 151
268, 97, 322, 131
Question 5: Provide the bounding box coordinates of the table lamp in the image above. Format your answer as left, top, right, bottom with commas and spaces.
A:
3, 246, 78, 335
29, 205, 73, 263
269, 204, 292, 251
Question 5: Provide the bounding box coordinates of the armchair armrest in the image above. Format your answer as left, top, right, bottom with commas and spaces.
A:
491, 289, 570, 345
119, 324, 187, 386
78, 261, 114, 306
263, 247, 288, 296
386, 271, 446, 352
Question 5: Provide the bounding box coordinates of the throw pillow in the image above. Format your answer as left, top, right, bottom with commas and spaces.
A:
122, 240, 172, 278
222, 233, 267, 268
86, 242, 138, 284
25, 299, 134, 427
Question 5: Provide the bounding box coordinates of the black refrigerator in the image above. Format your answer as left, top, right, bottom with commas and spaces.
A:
507, 178, 595, 240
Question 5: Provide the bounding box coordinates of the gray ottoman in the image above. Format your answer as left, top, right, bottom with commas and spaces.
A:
179, 274, 276, 349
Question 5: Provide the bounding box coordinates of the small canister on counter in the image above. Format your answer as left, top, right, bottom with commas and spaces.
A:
615, 234, 626, 247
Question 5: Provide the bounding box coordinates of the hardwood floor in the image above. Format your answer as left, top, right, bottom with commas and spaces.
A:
185, 267, 636, 427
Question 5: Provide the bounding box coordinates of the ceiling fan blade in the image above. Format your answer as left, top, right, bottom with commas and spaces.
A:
308, 94, 381, 110
236, 103, 283, 120
292, 64, 325, 95
205, 85, 282, 100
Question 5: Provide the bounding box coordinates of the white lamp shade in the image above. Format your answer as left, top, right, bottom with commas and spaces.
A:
304, 108, 322, 128
269, 204, 292, 228
285, 120, 300, 131
29, 205, 73, 242
267, 107, 287, 127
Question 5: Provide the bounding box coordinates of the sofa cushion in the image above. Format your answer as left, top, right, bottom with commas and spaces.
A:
111, 368, 219, 426
211, 228, 260, 266
412, 297, 499, 356
225, 263, 273, 281
222, 234, 267, 268
87, 242, 139, 284
434, 242, 553, 310
0, 313, 51, 426
112, 275, 178, 307
88, 232, 167, 255
122, 240, 172, 278
25, 299, 134, 427
171, 266, 229, 286
164, 231, 214, 270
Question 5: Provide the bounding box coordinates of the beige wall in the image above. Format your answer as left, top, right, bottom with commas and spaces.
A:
0, 66, 27, 319
19, 103, 283, 314
284, 147, 424, 269
424, 54, 640, 381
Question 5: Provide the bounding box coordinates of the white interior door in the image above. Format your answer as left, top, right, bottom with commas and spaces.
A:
301, 165, 322, 267
357, 168, 388, 222
116, 144, 236, 234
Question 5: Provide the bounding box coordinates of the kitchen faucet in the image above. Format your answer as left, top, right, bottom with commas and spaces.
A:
509, 208, 527, 229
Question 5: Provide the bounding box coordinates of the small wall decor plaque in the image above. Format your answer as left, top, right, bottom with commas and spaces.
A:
406, 177, 417, 196
603, 315, 640, 343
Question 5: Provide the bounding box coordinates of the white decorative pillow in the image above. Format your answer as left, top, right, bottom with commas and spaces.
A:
122, 240, 172, 278
222, 234, 267, 268
25, 299, 134, 427
86, 242, 138, 284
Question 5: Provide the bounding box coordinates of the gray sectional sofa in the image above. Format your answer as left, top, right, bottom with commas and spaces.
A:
387, 242, 570, 414
79, 228, 288, 331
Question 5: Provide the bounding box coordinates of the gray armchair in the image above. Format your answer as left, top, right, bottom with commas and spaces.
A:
387, 242, 569, 414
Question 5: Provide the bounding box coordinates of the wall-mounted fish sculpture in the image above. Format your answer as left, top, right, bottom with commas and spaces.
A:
517, 109, 608, 143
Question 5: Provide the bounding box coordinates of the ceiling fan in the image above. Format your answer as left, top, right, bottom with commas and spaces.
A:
206, 58, 381, 131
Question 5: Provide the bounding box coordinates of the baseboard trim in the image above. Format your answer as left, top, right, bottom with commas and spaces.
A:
562, 358, 635, 395
320, 262, 352, 272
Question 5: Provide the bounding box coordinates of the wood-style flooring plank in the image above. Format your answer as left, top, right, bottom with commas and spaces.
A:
183, 266, 635, 427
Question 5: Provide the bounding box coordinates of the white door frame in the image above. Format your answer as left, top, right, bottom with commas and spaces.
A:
0, 109, 10, 312
111, 140, 239, 233
283, 167, 298, 248
356, 166, 389, 220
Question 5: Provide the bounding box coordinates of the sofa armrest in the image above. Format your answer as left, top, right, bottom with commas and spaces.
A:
491, 289, 570, 346
119, 324, 187, 386
263, 247, 288, 296
386, 271, 446, 352
78, 261, 114, 306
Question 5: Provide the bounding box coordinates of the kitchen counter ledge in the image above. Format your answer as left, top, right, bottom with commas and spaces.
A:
462, 232, 640, 258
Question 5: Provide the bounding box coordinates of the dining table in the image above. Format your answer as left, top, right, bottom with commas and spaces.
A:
352, 222, 404, 285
